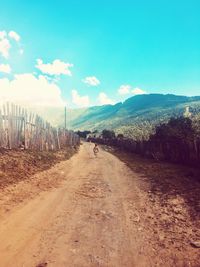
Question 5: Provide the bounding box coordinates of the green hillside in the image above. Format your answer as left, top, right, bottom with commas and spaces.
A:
69, 94, 200, 140
30, 94, 200, 140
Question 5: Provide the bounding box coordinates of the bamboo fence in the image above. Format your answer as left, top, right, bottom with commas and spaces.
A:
0, 103, 79, 151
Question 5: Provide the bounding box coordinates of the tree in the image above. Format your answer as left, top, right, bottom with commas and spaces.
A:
151, 117, 195, 141
102, 129, 116, 139
76, 130, 91, 138
117, 133, 124, 139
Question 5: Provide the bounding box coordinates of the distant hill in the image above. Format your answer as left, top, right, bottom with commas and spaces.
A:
68, 94, 200, 139
31, 94, 200, 140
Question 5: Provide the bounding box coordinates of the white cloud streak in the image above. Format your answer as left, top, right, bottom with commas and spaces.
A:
98, 92, 114, 105
118, 84, 131, 95
82, 76, 100, 86
118, 84, 147, 96
0, 64, 11, 74
0, 30, 21, 58
0, 37, 11, 58
71, 90, 90, 107
8, 31, 20, 42
0, 73, 66, 107
132, 87, 147, 95
36, 59, 73, 76
0, 31, 7, 40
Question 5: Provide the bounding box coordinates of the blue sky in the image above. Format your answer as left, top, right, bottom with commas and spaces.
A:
0, 0, 200, 108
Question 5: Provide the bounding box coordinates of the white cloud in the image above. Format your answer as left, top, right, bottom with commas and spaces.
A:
36, 59, 73, 76
0, 30, 21, 58
0, 64, 11, 74
0, 73, 66, 107
118, 84, 131, 95
132, 88, 147, 95
118, 84, 147, 96
82, 76, 100, 86
0, 37, 11, 58
0, 31, 7, 40
71, 90, 90, 107
8, 31, 20, 42
98, 92, 114, 105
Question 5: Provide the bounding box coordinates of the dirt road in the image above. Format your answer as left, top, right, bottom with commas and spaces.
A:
0, 143, 198, 267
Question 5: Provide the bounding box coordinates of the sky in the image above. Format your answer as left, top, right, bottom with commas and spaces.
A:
0, 0, 200, 108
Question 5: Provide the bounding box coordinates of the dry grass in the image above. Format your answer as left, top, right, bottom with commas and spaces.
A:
104, 146, 200, 267
0, 146, 79, 189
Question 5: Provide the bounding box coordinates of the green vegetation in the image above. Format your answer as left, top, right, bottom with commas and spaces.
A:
102, 129, 116, 139
88, 117, 200, 168
151, 117, 197, 142
69, 94, 200, 140
29, 94, 200, 142
75, 130, 91, 138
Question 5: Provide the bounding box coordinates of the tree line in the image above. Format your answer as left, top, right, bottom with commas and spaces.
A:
83, 117, 200, 168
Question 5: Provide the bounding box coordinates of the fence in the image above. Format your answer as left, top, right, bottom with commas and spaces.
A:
0, 103, 80, 151
89, 137, 200, 168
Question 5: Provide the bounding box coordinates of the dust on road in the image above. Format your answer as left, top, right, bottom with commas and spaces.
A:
0, 143, 199, 267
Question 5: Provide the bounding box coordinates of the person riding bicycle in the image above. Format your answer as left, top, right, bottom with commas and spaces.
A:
93, 143, 99, 157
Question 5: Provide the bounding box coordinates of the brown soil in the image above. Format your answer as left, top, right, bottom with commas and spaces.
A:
0, 147, 78, 189
106, 145, 200, 266
0, 142, 199, 267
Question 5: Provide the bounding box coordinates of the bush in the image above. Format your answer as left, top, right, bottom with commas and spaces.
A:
102, 129, 116, 139
151, 117, 195, 142
76, 130, 91, 138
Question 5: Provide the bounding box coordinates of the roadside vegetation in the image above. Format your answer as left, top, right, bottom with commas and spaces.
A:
84, 116, 200, 168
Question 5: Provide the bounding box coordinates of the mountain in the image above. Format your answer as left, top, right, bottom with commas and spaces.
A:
30, 94, 200, 140
68, 94, 200, 139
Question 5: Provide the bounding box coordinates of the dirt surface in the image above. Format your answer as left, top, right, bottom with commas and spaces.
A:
107, 146, 200, 266
0, 147, 77, 189
0, 143, 199, 267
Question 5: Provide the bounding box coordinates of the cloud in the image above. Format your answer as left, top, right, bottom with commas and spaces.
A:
0, 64, 11, 74
36, 59, 73, 76
98, 92, 114, 105
118, 84, 131, 95
132, 87, 147, 95
82, 76, 100, 86
0, 37, 11, 58
0, 30, 21, 58
118, 84, 147, 96
71, 90, 90, 107
0, 31, 7, 40
8, 31, 20, 42
0, 73, 66, 107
